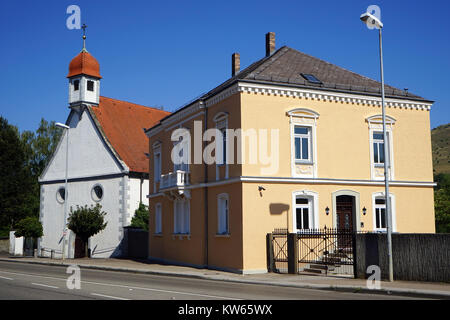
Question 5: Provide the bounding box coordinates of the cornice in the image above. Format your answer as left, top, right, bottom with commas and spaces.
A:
238, 82, 432, 111
145, 79, 433, 138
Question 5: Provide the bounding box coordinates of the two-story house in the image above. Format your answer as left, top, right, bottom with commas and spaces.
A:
145, 32, 435, 274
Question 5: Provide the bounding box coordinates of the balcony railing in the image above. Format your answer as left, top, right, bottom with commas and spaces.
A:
159, 170, 190, 190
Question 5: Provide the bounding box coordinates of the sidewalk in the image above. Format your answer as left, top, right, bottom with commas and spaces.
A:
1, 254, 449, 299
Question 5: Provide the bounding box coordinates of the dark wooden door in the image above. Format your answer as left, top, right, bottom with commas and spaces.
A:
74, 235, 85, 258
336, 196, 354, 248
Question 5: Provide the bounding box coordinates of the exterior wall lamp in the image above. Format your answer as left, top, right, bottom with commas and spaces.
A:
325, 207, 330, 215
362, 207, 367, 215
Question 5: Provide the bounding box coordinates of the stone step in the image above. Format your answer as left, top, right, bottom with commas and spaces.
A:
302, 268, 324, 274
328, 252, 349, 258
310, 264, 336, 271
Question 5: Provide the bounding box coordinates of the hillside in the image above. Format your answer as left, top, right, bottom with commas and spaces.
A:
432, 123, 450, 175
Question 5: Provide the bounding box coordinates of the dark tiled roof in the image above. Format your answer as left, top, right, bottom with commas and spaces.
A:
204, 46, 427, 101
151, 45, 430, 129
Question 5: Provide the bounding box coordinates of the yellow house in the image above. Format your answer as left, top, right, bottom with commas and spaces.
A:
145, 32, 435, 274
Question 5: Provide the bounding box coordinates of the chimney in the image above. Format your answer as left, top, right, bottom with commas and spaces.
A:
265, 32, 275, 57
232, 52, 240, 77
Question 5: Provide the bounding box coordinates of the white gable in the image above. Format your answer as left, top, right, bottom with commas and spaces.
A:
40, 109, 125, 182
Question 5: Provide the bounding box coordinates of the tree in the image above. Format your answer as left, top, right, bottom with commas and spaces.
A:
0, 116, 35, 234
14, 216, 43, 238
434, 173, 450, 233
130, 203, 149, 231
20, 119, 63, 219
67, 204, 108, 257
21, 118, 63, 179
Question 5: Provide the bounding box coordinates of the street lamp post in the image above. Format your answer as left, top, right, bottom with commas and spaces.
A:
360, 11, 394, 282
56, 122, 70, 261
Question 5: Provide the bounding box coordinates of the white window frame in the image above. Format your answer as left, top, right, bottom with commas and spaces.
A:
155, 203, 162, 234
288, 108, 319, 178
214, 112, 229, 180
367, 115, 395, 180
217, 193, 229, 235
372, 131, 390, 166
292, 190, 319, 232
173, 199, 190, 234
294, 126, 312, 163
372, 192, 396, 232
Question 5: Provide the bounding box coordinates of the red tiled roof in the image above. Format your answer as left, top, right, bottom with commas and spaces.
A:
67, 51, 102, 79
90, 96, 170, 173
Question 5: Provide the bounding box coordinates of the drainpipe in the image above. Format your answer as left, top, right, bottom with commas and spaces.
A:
202, 100, 209, 268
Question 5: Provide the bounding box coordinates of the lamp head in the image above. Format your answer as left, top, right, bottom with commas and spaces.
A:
360, 12, 383, 29
56, 122, 70, 130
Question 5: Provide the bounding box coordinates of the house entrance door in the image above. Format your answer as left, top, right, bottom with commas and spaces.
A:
336, 195, 354, 248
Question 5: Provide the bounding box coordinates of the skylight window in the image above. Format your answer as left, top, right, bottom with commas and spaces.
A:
301, 73, 322, 84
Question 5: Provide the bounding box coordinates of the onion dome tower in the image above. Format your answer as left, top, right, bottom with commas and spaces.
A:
67, 24, 101, 107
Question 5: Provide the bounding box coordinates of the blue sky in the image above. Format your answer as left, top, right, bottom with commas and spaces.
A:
0, 0, 449, 132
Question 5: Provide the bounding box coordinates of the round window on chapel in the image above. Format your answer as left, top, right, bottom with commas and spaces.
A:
91, 185, 103, 202
56, 187, 66, 204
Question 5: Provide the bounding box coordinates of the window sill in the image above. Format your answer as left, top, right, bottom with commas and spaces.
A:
215, 233, 231, 238
153, 233, 163, 237
172, 233, 191, 240
295, 161, 314, 165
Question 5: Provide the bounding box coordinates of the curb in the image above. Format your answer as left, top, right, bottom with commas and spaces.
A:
1, 258, 449, 299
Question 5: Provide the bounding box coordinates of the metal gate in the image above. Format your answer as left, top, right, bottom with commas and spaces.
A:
268, 227, 356, 277
297, 227, 355, 276
267, 229, 288, 273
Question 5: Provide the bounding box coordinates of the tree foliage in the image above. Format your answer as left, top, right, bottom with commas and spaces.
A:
130, 203, 149, 230
0, 116, 35, 231
14, 216, 43, 238
0, 117, 62, 236
67, 204, 108, 241
434, 173, 450, 233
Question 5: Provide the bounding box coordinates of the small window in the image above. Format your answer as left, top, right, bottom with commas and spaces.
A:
218, 194, 229, 235
174, 199, 190, 234
155, 203, 162, 234
374, 197, 387, 230
295, 196, 313, 231
56, 187, 66, 204
301, 73, 322, 84
87, 80, 94, 92
91, 185, 103, 202
73, 80, 80, 91
154, 152, 161, 183
294, 126, 311, 162
373, 132, 389, 165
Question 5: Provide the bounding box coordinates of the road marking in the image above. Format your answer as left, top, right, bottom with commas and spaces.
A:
0, 269, 241, 300
0, 275, 13, 280
91, 293, 130, 300
31, 282, 59, 289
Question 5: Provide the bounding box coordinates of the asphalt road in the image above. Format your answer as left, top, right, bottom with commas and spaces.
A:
0, 261, 424, 300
